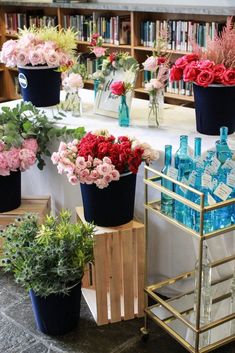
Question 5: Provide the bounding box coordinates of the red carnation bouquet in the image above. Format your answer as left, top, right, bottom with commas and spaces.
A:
52, 129, 159, 189
170, 18, 235, 87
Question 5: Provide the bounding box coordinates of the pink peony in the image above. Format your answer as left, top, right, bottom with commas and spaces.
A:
22, 138, 38, 154
92, 46, 106, 58
142, 56, 158, 72
6, 148, 20, 171
19, 148, 36, 171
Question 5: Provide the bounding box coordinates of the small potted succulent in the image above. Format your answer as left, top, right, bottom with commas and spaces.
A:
0, 210, 95, 335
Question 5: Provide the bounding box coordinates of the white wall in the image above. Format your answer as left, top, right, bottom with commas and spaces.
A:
89, 0, 234, 6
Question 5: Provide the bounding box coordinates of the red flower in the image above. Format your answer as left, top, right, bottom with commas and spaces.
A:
183, 62, 199, 82
170, 65, 183, 81
110, 81, 125, 96
175, 56, 188, 69
185, 53, 199, 63
213, 64, 227, 83
197, 60, 214, 70
109, 53, 117, 63
221, 68, 235, 86
157, 57, 166, 65
195, 69, 214, 87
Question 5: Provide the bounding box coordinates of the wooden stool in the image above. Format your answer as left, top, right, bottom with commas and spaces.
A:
76, 206, 145, 325
0, 196, 51, 253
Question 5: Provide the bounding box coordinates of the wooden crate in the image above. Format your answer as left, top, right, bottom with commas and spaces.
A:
76, 206, 145, 326
0, 196, 51, 252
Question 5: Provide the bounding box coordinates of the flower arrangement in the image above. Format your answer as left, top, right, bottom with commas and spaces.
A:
62, 72, 84, 93
170, 18, 235, 87
0, 101, 85, 174
51, 129, 159, 189
101, 51, 138, 74
0, 26, 77, 69
110, 80, 133, 96
89, 32, 107, 58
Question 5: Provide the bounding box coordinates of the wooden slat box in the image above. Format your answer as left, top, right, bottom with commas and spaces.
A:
76, 206, 145, 326
0, 196, 51, 253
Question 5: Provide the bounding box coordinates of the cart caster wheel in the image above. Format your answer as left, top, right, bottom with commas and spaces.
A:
140, 327, 149, 342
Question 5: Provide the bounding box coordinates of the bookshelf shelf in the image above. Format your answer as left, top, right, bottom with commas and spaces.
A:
0, 2, 233, 104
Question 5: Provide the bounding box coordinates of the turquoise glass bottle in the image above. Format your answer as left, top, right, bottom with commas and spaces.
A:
118, 95, 130, 127
174, 135, 193, 178
216, 126, 232, 164
174, 164, 187, 224
161, 145, 174, 217
194, 137, 202, 166
94, 79, 100, 99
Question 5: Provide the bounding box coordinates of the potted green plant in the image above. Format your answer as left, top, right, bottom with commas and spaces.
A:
0, 210, 95, 335
0, 101, 85, 212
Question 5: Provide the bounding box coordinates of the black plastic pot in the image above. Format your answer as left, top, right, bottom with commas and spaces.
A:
0, 170, 21, 212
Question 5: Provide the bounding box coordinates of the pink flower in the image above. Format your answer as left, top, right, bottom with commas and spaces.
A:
68, 174, 79, 185
29, 50, 45, 66
0, 153, 9, 175
51, 152, 60, 164
45, 50, 60, 67
75, 156, 87, 169
80, 168, 90, 179
19, 148, 36, 171
93, 158, 102, 166
58, 142, 67, 152
213, 64, 226, 83
95, 178, 109, 189
174, 56, 188, 69
22, 138, 38, 154
16, 51, 29, 67
142, 56, 158, 72
0, 40, 17, 67
221, 68, 235, 86
195, 69, 214, 87
150, 78, 163, 89
197, 60, 214, 70
62, 73, 83, 91
90, 170, 99, 179
111, 169, 120, 181
6, 148, 20, 171
92, 46, 106, 58
96, 163, 113, 176
103, 157, 112, 164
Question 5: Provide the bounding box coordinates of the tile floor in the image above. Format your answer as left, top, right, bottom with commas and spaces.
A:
0, 271, 234, 353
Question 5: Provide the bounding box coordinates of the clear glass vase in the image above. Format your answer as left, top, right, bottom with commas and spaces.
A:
94, 79, 100, 99
68, 90, 82, 117
118, 95, 130, 127
148, 89, 164, 127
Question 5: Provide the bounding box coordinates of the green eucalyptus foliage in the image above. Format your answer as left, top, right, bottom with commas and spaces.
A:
0, 211, 95, 297
0, 101, 85, 170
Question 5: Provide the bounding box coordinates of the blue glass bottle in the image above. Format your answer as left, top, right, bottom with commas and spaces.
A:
174, 164, 187, 224
216, 126, 232, 164
94, 79, 100, 99
118, 95, 130, 127
161, 145, 174, 217
174, 135, 193, 178
193, 137, 202, 166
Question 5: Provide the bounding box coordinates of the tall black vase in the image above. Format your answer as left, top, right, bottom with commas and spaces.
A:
29, 282, 82, 336
193, 83, 235, 135
80, 172, 137, 227
0, 170, 21, 212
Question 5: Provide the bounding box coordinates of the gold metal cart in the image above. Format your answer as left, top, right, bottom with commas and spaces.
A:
142, 165, 235, 353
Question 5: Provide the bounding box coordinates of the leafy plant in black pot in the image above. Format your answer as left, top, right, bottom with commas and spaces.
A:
0, 210, 95, 335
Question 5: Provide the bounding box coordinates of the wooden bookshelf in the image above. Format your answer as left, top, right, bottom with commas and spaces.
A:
0, 2, 234, 104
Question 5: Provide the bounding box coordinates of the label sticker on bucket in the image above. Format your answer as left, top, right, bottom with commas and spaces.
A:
18, 73, 28, 89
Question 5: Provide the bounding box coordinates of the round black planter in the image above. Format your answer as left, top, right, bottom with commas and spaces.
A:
0, 170, 21, 212
18, 66, 61, 107
193, 83, 235, 135
80, 172, 137, 227
29, 282, 81, 336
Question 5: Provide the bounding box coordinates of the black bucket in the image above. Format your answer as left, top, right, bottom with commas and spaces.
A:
80, 172, 137, 227
29, 282, 81, 336
18, 66, 61, 107
0, 170, 21, 212
193, 83, 235, 135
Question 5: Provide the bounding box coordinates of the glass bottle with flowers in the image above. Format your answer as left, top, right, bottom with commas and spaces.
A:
89, 33, 107, 97
110, 81, 133, 127
62, 72, 84, 117
143, 55, 169, 127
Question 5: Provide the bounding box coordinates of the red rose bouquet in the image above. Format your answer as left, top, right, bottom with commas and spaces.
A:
51, 129, 159, 189
110, 81, 133, 96
170, 18, 235, 87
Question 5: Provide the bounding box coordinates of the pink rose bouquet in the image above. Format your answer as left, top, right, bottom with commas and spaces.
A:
51, 129, 159, 189
0, 26, 77, 69
170, 18, 235, 87
89, 33, 107, 58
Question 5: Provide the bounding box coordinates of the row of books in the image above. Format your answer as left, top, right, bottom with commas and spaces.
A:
4, 13, 57, 34
140, 20, 224, 51
63, 14, 131, 45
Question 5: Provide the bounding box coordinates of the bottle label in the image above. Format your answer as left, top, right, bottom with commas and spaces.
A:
180, 176, 188, 193
167, 166, 178, 180
208, 193, 217, 205
222, 159, 235, 170
211, 157, 221, 172
227, 174, 235, 188
214, 182, 232, 201
195, 157, 204, 169
202, 173, 212, 189
188, 171, 196, 186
